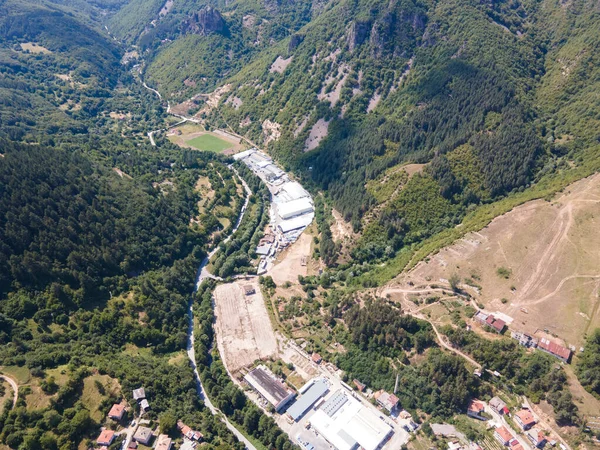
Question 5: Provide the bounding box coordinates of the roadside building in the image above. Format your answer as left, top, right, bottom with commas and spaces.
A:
108, 403, 125, 421
286, 378, 329, 421
132, 387, 146, 400
97, 430, 115, 446
133, 427, 153, 445
128, 441, 138, 449
537, 338, 571, 363
140, 399, 150, 412
511, 330, 538, 348
515, 410, 536, 430
510, 440, 524, 450
494, 426, 514, 446
277, 197, 314, 220
474, 311, 506, 333
527, 428, 547, 448
155, 434, 172, 450
244, 365, 296, 412
311, 353, 322, 364
177, 421, 203, 441
353, 379, 366, 392
376, 391, 399, 412
489, 396, 508, 415
467, 399, 487, 420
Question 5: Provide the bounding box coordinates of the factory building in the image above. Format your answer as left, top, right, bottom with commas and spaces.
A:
244, 365, 296, 412
277, 197, 314, 220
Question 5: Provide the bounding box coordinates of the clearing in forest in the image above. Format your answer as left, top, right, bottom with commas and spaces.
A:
213, 280, 278, 374
187, 134, 232, 152
167, 124, 243, 154
385, 173, 600, 348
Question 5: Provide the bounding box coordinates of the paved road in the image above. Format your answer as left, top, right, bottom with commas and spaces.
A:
0, 375, 18, 407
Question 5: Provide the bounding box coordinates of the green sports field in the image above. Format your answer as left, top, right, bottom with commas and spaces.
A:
186, 134, 233, 152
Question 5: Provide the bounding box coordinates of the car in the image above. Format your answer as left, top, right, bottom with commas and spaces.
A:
130, 421, 136, 427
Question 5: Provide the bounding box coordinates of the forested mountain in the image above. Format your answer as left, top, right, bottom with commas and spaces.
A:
105, 0, 600, 267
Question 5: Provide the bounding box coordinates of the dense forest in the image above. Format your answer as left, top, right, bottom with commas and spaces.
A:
577, 329, 600, 399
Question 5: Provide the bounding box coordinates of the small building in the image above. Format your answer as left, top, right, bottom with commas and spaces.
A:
538, 338, 572, 363
376, 391, 399, 412
177, 421, 203, 441
244, 365, 296, 412
128, 441, 138, 449
527, 428, 547, 448
489, 396, 508, 414
510, 440, 524, 450
515, 410, 536, 430
353, 379, 366, 392
243, 285, 256, 296
133, 426, 153, 445
311, 353, 322, 364
108, 403, 126, 421
485, 315, 506, 333
467, 399, 487, 420
132, 387, 146, 400
511, 330, 538, 348
97, 429, 115, 446
494, 426, 514, 446
140, 399, 150, 412
155, 434, 172, 450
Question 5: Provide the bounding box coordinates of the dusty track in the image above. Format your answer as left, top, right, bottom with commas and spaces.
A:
0, 375, 18, 407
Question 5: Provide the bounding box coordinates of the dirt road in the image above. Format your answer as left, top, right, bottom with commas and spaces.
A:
0, 375, 18, 407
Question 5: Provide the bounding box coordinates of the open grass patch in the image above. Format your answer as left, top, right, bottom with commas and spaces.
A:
1, 365, 31, 384
187, 134, 232, 152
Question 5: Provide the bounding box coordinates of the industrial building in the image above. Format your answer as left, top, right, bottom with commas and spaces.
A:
277, 197, 314, 220
244, 365, 296, 412
287, 378, 329, 421
310, 390, 393, 450
537, 338, 571, 363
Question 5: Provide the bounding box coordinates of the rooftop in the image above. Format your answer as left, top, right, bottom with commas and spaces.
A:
108, 403, 125, 418
538, 338, 571, 360
516, 409, 536, 426
287, 378, 329, 421
244, 366, 295, 409
155, 434, 172, 450
132, 387, 146, 400
496, 426, 513, 442
467, 399, 486, 413
97, 429, 115, 446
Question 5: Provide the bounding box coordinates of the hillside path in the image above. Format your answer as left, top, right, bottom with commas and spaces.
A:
0, 375, 18, 407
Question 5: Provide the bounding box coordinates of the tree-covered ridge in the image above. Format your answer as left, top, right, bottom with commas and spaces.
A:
577, 329, 600, 399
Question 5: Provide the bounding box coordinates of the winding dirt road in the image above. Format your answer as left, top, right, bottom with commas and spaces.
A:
0, 374, 18, 407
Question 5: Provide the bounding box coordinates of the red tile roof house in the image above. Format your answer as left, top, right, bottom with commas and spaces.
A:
494, 426, 514, 446
515, 410, 536, 430
467, 399, 487, 420
108, 403, 126, 421
510, 439, 524, 450
527, 428, 547, 448
485, 315, 506, 334
311, 353, 322, 364
97, 429, 115, 446
537, 338, 572, 363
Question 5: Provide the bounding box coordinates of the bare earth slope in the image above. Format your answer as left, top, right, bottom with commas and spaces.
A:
388, 173, 600, 348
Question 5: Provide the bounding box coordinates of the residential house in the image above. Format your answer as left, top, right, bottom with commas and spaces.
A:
133, 426, 153, 445
511, 330, 538, 348
467, 399, 487, 420
353, 379, 366, 392
108, 403, 125, 421
485, 315, 506, 334
140, 399, 150, 412
132, 387, 146, 400
97, 430, 115, 446
510, 440, 524, 450
515, 410, 536, 431
489, 396, 508, 415
494, 426, 514, 446
538, 338, 571, 363
177, 421, 203, 441
527, 428, 547, 448
155, 434, 172, 450
311, 353, 322, 364
376, 391, 399, 412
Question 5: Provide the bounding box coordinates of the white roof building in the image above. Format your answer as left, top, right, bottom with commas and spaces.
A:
277, 197, 314, 220
279, 214, 314, 233
310, 390, 392, 450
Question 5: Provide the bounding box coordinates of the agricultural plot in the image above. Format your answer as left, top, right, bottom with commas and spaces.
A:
167, 124, 244, 154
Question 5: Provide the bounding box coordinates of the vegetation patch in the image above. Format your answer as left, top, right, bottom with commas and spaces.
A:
186, 134, 233, 152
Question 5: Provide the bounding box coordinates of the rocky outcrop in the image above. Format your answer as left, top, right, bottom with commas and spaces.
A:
347, 20, 371, 51
182, 6, 227, 36
288, 34, 304, 52
369, 9, 427, 58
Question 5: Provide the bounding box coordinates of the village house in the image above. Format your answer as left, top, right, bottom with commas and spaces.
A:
515, 410, 536, 430
527, 428, 547, 448
510, 440, 524, 450
474, 311, 506, 333
97, 430, 115, 446
489, 396, 509, 415
537, 338, 571, 363
132, 387, 146, 401
133, 426, 153, 446
511, 330, 538, 348
467, 399, 487, 420
177, 421, 203, 441
311, 353, 322, 364
108, 403, 126, 421
376, 391, 399, 412
353, 379, 366, 392
494, 426, 514, 446
155, 434, 173, 450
